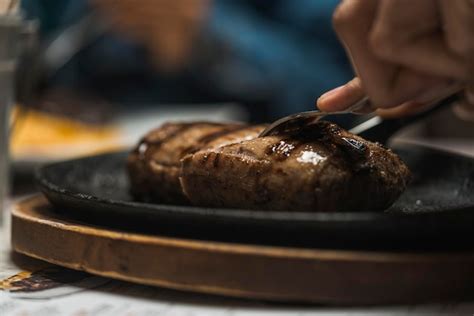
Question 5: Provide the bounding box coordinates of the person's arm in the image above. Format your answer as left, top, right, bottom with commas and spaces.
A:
317, 0, 473, 120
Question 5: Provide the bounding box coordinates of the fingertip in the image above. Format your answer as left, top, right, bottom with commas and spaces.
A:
316, 85, 345, 111
317, 78, 365, 112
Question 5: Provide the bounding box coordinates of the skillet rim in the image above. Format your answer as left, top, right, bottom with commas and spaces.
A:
35, 144, 474, 224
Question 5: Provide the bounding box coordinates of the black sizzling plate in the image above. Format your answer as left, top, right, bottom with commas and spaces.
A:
36, 144, 474, 251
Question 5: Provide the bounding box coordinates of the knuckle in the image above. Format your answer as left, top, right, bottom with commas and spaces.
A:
369, 30, 396, 59
369, 19, 405, 60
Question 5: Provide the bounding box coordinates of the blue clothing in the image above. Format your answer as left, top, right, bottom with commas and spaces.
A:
21, 0, 353, 121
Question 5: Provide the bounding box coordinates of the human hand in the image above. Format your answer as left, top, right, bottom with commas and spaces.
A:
317, 0, 474, 120
92, 0, 211, 72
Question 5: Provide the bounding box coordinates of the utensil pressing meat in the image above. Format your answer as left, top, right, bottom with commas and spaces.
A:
128, 119, 410, 211
259, 84, 462, 138
259, 96, 371, 137
180, 121, 410, 212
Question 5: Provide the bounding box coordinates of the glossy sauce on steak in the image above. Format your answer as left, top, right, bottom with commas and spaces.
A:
180, 121, 411, 212
128, 120, 411, 212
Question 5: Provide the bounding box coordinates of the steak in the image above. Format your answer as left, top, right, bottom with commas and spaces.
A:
127, 122, 266, 203
180, 121, 411, 212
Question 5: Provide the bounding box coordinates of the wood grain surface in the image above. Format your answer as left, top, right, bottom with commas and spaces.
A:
11, 195, 474, 304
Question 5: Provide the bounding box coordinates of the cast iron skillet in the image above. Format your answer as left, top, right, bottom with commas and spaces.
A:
36, 144, 474, 252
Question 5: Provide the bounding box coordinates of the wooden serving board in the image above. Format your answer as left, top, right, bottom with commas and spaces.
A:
11, 195, 474, 304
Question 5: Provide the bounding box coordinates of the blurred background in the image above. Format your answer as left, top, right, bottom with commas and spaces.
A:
9, 0, 474, 174
11, 0, 356, 169
19, 0, 351, 120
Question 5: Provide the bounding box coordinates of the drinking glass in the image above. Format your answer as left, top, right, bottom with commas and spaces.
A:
0, 13, 21, 225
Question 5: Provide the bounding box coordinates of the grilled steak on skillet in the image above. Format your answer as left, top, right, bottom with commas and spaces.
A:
180, 121, 411, 212
128, 120, 410, 211
127, 122, 266, 203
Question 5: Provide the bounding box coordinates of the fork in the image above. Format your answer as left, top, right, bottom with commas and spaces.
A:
259, 84, 463, 137
259, 96, 372, 137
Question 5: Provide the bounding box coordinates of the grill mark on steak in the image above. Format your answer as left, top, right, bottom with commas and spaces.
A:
314, 124, 371, 174
261, 121, 372, 177
135, 122, 223, 162
210, 152, 221, 168
264, 122, 334, 162
179, 124, 249, 157
197, 124, 250, 144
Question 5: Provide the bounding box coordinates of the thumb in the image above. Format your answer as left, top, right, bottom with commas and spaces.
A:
317, 77, 365, 112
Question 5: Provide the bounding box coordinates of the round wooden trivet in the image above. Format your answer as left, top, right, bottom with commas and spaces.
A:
11, 195, 474, 304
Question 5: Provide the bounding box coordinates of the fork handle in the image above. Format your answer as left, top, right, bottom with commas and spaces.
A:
355, 92, 461, 144
348, 82, 463, 116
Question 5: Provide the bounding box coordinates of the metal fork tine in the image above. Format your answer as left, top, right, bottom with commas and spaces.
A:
259, 96, 371, 137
